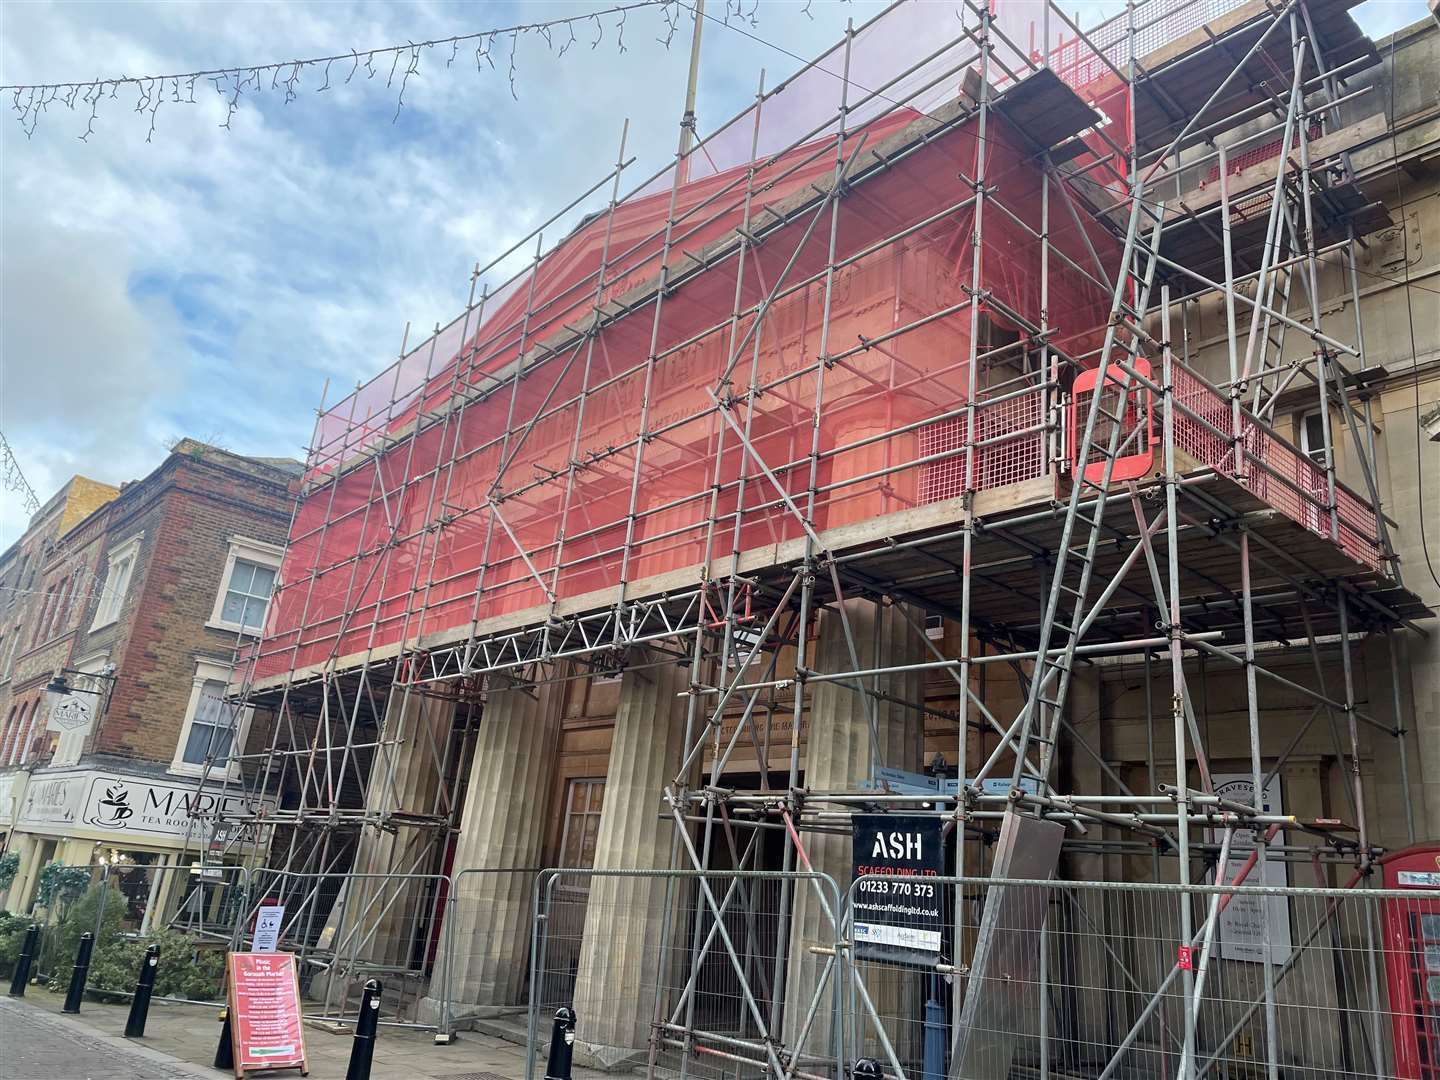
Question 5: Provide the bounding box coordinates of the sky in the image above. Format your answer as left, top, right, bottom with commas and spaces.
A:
0, 0, 1429, 546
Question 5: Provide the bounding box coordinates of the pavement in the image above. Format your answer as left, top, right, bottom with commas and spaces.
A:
0, 989, 557, 1080
0, 996, 214, 1080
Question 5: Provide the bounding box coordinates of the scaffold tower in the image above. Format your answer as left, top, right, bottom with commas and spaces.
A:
184, 0, 1434, 1075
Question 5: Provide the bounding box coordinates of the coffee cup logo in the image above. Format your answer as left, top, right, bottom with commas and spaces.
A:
92, 784, 134, 827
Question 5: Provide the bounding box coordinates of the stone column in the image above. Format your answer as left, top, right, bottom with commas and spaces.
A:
1377, 387, 1440, 836
348, 692, 454, 966
435, 673, 561, 1013
1, 833, 39, 911
1401, 629, 1440, 840
1057, 665, 1110, 1051
786, 598, 924, 1064
571, 649, 692, 1068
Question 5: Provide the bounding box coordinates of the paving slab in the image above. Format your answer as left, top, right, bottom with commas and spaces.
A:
0, 996, 215, 1080
0, 990, 583, 1080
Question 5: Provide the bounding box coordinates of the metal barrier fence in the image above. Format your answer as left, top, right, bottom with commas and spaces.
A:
247, 868, 449, 1030
443, 867, 542, 1031
528, 869, 846, 1080
8, 858, 1431, 1078
512, 869, 1427, 1080
845, 872, 1419, 1080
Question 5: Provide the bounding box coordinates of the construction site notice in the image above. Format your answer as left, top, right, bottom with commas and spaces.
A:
852, 814, 944, 967
227, 952, 307, 1076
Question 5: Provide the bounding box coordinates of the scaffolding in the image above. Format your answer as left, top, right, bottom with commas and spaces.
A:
188, 0, 1431, 1074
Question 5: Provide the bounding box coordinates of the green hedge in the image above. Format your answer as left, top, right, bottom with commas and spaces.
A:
84, 927, 227, 1002
0, 882, 227, 1001
45, 883, 125, 978
0, 851, 19, 893
0, 910, 35, 977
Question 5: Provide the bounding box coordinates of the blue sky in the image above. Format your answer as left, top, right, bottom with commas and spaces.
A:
0, 0, 1429, 545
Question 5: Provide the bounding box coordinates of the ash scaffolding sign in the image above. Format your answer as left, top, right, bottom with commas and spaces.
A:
851, 814, 945, 967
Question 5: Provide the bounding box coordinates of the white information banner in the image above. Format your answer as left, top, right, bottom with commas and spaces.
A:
1208, 773, 1293, 964
253, 905, 285, 953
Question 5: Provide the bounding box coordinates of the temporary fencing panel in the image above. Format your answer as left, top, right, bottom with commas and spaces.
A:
506, 868, 1420, 1080
441, 867, 543, 1031
846, 873, 1415, 1080
247, 869, 448, 1030
525, 869, 845, 1080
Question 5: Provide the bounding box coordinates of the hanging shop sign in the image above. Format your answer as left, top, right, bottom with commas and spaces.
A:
227, 951, 307, 1077
1207, 773, 1293, 964
851, 813, 945, 967
45, 692, 95, 734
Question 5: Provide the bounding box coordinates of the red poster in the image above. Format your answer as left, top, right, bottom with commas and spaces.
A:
227, 952, 308, 1076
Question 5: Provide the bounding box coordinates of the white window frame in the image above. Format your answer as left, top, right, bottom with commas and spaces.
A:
91, 533, 143, 631
170, 658, 249, 779
207, 537, 284, 636
558, 778, 606, 868
1298, 410, 1330, 468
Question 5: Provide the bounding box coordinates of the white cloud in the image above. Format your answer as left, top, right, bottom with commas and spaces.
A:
0, 219, 182, 518
0, 0, 878, 542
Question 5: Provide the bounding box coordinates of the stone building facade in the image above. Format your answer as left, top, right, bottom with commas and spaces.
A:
418, 15, 1440, 1044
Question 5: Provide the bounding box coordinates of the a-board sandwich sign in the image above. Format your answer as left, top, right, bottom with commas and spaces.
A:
226, 951, 308, 1076
851, 813, 945, 967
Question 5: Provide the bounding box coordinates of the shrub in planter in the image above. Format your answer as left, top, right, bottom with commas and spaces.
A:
34, 862, 91, 913
87, 928, 227, 1002
44, 883, 125, 988
0, 910, 34, 977
0, 851, 19, 893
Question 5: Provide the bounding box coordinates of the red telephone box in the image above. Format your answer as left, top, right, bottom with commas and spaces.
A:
1382, 844, 1440, 1078
1069, 358, 1154, 483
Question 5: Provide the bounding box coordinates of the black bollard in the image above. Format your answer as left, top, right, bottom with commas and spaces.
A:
214, 1008, 234, 1071
61, 932, 94, 1014
124, 944, 161, 1038
344, 979, 383, 1080
854, 1058, 883, 1080
7, 925, 39, 997
544, 1007, 576, 1080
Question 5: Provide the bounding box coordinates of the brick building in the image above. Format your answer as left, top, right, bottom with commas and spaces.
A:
0, 476, 121, 773
0, 440, 298, 921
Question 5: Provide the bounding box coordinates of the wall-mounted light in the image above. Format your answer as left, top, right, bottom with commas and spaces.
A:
46, 665, 117, 697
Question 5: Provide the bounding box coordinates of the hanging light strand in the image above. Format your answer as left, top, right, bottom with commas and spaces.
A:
4, 0, 701, 141
1, 430, 41, 516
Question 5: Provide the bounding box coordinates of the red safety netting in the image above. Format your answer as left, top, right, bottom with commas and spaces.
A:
243, 0, 1145, 681
1171, 367, 1382, 570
